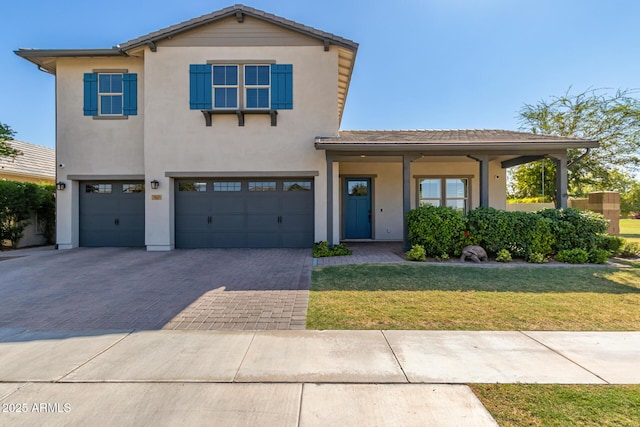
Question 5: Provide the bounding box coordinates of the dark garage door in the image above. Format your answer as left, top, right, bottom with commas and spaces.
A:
79, 181, 145, 247
175, 179, 314, 248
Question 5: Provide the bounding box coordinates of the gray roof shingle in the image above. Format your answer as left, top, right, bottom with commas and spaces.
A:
316, 129, 597, 144
0, 140, 55, 181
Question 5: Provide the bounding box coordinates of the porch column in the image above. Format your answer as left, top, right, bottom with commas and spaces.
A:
402, 154, 412, 251
326, 152, 334, 246
553, 153, 568, 208
469, 155, 490, 207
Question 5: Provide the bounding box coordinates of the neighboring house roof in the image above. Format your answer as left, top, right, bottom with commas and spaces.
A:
315, 130, 599, 152
15, 4, 358, 126
0, 140, 55, 182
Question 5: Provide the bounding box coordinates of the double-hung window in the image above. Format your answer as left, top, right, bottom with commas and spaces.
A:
244, 65, 270, 109
83, 71, 137, 117
418, 177, 470, 212
98, 74, 123, 115
213, 65, 238, 109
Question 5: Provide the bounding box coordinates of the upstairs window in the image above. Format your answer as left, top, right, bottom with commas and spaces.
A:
99, 74, 123, 115
83, 72, 137, 117
244, 65, 270, 109
189, 63, 292, 111
213, 65, 238, 109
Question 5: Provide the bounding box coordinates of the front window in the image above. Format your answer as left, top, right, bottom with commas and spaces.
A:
213, 65, 238, 109
98, 74, 123, 115
418, 178, 469, 212
244, 65, 270, 109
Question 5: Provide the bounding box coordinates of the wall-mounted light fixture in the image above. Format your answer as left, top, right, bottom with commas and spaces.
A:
56, 181, 66, 191
150, 179, 160, 190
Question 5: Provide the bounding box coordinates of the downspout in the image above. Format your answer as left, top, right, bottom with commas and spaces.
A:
567, 148, 590, 167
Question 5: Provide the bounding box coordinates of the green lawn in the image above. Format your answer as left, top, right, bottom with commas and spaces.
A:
620, 218, 640, 243
307, 262, 640, 330
471, 384, 640, 427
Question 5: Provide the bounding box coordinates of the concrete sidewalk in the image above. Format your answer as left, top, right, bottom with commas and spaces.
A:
1, 329, 638, 426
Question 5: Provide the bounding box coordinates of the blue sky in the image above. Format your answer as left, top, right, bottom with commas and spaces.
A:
2, 0, 639, 149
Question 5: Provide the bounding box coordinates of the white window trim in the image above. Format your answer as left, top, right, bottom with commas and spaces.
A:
212, 65, 239, 110
415, 176, 472, 212
98, 73, 124, 116
243, 64, 271, 110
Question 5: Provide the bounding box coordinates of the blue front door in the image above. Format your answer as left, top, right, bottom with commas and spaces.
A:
344, 178, 372, 239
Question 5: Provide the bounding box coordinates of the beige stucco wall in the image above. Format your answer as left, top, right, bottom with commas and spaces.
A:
53, 42, 339, 249
55, 57, 145, 248
143, 45, 338, 249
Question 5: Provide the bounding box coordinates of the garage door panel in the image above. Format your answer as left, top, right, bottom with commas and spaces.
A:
176, 232, 211, 249
247, 196, 279, 213
80, 181, 145, 247
247, 232, 281, 248
211, 197, 245, 214
247, 214, 280, 232
80, 231, 119, 247
176, 214, 210, 232
281, 231, 314, 248
211, 233, 248, 248
211, 215, 246, 232
280, 214, 314, 231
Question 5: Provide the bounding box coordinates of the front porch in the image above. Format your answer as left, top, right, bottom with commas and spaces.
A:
316, 130, 598, 249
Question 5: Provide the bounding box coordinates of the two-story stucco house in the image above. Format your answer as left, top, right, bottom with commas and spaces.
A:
16, 4, 597, 251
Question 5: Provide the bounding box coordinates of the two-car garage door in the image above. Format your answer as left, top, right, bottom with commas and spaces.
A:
175, 178, 314, 248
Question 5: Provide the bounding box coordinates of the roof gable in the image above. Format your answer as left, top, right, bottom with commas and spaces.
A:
118, 4, 358, 51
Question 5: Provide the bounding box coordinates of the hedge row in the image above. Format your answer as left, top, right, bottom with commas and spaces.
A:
407, 205, 611, 260
0, 180, 55, 249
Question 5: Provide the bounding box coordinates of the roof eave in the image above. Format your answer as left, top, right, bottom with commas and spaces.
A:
15, 48, 126, 74
314, 141, 600, 152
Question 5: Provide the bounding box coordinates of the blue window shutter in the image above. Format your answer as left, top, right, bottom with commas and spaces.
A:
189, 64, 212, 109
123, 73, 137, 116
270, 64, 293, 110
83, 73, 98, 116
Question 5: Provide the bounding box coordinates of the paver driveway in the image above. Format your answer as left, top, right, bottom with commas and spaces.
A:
0, 248, 311, 330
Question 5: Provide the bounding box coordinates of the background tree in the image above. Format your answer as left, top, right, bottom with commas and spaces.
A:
0, 122, 21, 159
511, 88, 640, 199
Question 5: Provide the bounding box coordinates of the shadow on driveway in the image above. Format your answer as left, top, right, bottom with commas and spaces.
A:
0, 248, 311, 333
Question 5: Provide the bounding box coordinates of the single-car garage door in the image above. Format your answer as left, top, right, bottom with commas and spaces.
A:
79, 181, 145, 247
175, 178, 314, 248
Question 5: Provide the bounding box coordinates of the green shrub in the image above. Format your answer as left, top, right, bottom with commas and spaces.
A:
405, 244, 426, 261
312, 242, 353, 258
466, 208, 554, 257
619, 241, 640, 258
495, 249, 512, 262
588, 248, 611, 264
555, 248, 589, 264
0, 181, 55, 249
435, 253, 450, 262
538, 208, 608, 252
406, 206, 469, 257
596, 234, 625, 256
331, 243, 352, 256
527, 252, 547, 263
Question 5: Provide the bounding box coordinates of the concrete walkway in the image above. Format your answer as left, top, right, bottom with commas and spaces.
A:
1, 329, 638, 426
